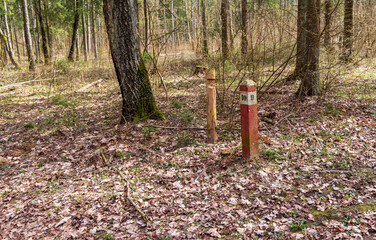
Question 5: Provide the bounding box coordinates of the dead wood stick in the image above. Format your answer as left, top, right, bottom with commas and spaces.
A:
0, 78, 61, 91
109, 166, 149, 226
146, 125, 206, 131
76, 79, 103, 92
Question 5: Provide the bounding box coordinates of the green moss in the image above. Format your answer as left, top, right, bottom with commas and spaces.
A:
131, 58, 165, 122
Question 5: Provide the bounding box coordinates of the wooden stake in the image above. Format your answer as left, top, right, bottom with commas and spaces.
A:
206, 69, 217, 143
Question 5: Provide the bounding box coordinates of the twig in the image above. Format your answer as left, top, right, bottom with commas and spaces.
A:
146, 125, 206, 131
110, 166, 150, 226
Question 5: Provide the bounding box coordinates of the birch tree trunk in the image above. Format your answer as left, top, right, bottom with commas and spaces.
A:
21, 0, 36, 71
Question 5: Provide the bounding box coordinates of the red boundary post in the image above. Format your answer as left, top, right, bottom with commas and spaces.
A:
240, 80, 259, 159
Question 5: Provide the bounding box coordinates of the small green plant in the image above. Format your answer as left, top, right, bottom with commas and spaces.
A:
175, 131, 196, 148
54, 59, 71, 73
142, 126, 158, 139
172, 99, 183, 109
23, 122, 36, 128
289, 220, 307, 232
51, 94, 76, 107
178, 109, 195, 125
96, 232, 114, 240
325, 103, 340, 117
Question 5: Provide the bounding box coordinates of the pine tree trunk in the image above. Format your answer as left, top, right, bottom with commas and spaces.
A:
35, 0, 50, 64
201, 0, 208, 56
342, 0, 353, 61
295, 0, 307, 77
241, 0, 248, 59
90, 0, 97, 59
68, 0, 81, 61
221, 0, 229, 60
21, 0, 36, 71
143, 0, 148, 50
324, 0, 332, 49
43, 0, 53, 60
171, 0, 175, 45
298, 0, 321, 96
103, 0, 164, 123
82, 12, 88, 61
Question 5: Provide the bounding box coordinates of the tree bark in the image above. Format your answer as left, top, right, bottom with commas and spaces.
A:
295, 0, 307, 77
201, 0, 208, 56
91, 0, 97, 59
342, 0, 353, 61
2, 1, 20, 69
221, 0, 229, 60
324, 0, 332, 49
143, 0, 148, 50
43, 0, 53, 60
82, 11, 88, 61
298, 0, 321, 96
241, 0, 248, 59
21, 0, 36, 71
103, 0, 164, 123
68, 0, 81, 61
35, 0, 50, 64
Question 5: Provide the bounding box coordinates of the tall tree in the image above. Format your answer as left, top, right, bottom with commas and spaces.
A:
241, 0, 248, 59
43, 0, 53, 60
324, 0, 332, 49
90, 0, 97, 59
21, 0, 36, 71
342, 0, 353, 60
221, 0, 229, 60
103, 0, 164, 122
295, 0, 307, 78
201, 0, 208, 56
68, 0, 81, 61
35, 0, 50, 64
82, 11, 88, 61
2, 1, 20, 69
298, 0, 321, 96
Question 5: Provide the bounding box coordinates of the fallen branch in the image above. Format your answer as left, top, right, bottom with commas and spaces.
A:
0, 78, 58, 92
76, 79, 103, 92
146, 125, 206, 131
109, 166, 149, 226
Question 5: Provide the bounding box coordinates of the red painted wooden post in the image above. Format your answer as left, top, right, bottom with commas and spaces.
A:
240, 80, 259, 159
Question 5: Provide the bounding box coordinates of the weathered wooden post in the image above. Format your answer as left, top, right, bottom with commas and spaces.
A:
206, 69, 217, 143
240, 80, 259, 159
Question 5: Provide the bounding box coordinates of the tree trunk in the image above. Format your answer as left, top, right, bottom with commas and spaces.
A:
171, 0, 175, 44
342, 0, 353, 61
241, 0, 248, 59
298, 0, 321, 96
12, 17, 21, 61
91, 0, 97, 59
324, 0, 332, 49
43, 0, 53, 60
295, 0, 307, 77
0, 28, 21, 69
21, 0, 36, 71
184, 0, 192, 43
2, 1, 20, 69
221, 0, 229, 60
103, 0, 164, 123
35, 0, 50, 64
201, 0, 208, 56
143, 0, 148, 50
68, 0, 81, 61
82, 12, 88, 61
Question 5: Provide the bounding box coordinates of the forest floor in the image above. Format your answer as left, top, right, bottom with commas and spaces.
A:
0, 55, 376, 239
